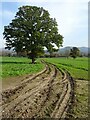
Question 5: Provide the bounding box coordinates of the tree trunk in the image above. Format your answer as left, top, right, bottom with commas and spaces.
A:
32, 57, 35, 64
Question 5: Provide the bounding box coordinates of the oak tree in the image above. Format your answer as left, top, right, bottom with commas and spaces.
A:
3, 6, 63, 63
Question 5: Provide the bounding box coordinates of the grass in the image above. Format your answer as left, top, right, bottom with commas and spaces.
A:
1, 57, 44, 78
44, 57, 89, 80
1, 57, 89, 80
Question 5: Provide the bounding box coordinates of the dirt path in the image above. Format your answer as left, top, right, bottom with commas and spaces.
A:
1, 61, 74, 119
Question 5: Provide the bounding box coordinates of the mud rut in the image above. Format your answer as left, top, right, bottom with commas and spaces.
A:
0, 61, 74, 119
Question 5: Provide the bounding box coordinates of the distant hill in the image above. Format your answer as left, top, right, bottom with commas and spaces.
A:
58, 46, 71, 53
79, 47, 89, 54
58, 46, 90, 55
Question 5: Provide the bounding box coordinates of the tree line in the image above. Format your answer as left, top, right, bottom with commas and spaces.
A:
1, 46, 89, 59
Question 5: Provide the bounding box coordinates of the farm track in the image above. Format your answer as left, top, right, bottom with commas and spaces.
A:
1, 61, 74, 119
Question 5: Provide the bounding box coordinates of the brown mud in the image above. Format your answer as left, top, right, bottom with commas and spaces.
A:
0, 61, 75, 119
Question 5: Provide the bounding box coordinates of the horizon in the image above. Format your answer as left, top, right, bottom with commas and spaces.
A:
0, 0, 88, 48
0, 46, 90, 51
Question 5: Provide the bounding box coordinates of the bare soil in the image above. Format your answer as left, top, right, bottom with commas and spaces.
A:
1, 62, 75, 119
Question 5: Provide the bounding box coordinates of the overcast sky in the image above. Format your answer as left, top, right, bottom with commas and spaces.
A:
0, 0, 89, 48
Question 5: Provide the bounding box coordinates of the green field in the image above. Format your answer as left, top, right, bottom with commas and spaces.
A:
44, 57, 89, 80
1, 57, 89, 80
0, 57, 44, 78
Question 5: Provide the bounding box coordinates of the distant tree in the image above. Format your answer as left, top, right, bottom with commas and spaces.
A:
70, 47, 80, 59
3, 6, 63, 63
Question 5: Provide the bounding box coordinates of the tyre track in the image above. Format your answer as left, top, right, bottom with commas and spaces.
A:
1, 63, 58, 117
1, 64, 51, 106
1, 63, 51, 106
1, 61, 74, 119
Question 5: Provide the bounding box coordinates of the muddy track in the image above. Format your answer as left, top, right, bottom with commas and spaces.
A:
1, 61, 74, 119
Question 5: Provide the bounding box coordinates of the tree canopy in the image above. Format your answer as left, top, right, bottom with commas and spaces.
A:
70, 47, 80, 59
3, 6, 63, 63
